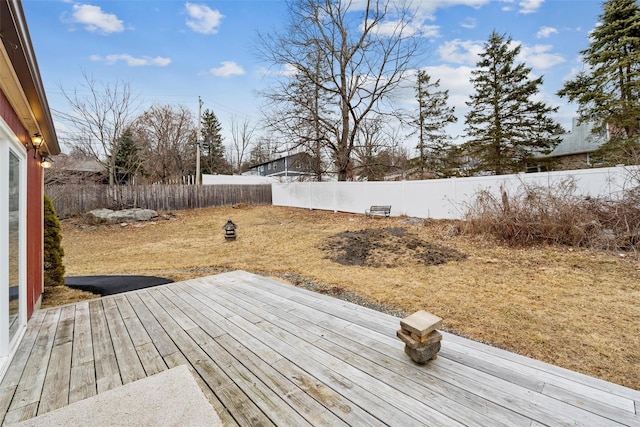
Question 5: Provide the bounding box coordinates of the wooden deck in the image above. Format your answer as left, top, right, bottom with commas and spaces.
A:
0, 270, 638, 426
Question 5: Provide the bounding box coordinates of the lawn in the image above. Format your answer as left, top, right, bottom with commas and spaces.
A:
52, 205, 640, 390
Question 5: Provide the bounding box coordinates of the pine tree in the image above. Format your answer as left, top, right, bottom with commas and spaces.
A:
465, 31, 559, 175
412, 70, 457, 179
114, 129, 143, 184
558, 0, 640, 165
200, 109, 229, 174
43, 194, 65, 287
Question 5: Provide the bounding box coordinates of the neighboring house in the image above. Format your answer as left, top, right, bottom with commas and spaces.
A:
246, 152, 315, 181
0, 0, 60, 377
529, 118, 607, 172
44, 156, 106, 185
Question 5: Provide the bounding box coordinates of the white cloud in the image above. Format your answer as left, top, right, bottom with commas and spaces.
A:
519, 0, 544, 14
369, 19, 440, 38
185, 3, 223, 34
208, 61, 245, 77
517, 44, 565, 69
438, 38, 564, 69
421, 65, 475, 110
348, 0, 490, 15
460, 18, 476, 29
536, 26, 558, 39
403, 64, 476, 141
278, 64, 299, 77
71, 4, 124, 34
90, 54, 171, 67
437, 39, 484, 65
257, 63, 300, 77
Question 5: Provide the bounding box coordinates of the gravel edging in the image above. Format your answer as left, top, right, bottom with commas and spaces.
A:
277, 271, 409, 318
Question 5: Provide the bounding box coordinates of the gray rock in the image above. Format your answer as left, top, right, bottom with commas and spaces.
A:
117, 208, 158, 222
86, 208, 158, 224
402, 217, 424, 226
85, 208, 115, 224
404, 341, 441, 364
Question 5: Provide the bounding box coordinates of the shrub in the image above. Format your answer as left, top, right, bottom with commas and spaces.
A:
44, 194, 65, 286
464, 178, 639, 251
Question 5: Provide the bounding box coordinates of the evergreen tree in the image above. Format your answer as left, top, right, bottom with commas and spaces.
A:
411, 70, 457, 179
558, 0, 640, 165
114, 128, 143, 184
43, 195, 65, 287
200, 109, 229, 174
464, 31, 560, 175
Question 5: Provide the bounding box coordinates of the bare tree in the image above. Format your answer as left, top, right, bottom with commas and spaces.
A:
261, 48, 334, 181
249, 135, 280, 165
259, 0, 422, 181
230, 116, 256, 173
54, 72, 138, 186
352, 115, 392, 180
132, 104, 197, 183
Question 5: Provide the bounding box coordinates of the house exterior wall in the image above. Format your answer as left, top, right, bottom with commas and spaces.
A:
249, 153, 314, 178
26, 152, 43, 316
0, 0, 59, 378
0, 88, 43, 318
552, 153, 591, 171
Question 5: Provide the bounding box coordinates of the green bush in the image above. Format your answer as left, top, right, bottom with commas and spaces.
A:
44, 194, 65, 287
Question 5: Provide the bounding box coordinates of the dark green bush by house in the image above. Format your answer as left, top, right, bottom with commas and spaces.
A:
44, 194, 65, 287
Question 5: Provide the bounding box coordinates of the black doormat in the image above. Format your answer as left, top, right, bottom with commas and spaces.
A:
64, 275, 173, 296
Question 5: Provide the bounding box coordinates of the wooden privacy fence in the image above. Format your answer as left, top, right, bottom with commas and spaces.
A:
46, 184, 272, 217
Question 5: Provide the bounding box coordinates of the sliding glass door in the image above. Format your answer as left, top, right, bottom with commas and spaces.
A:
0, 129, 26, 368
8, 150, 21, 341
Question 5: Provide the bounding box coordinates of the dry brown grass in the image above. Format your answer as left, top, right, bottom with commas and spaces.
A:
56, 205, 640, 390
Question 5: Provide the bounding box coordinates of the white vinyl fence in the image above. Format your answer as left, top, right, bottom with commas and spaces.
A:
272, 166, 639, 219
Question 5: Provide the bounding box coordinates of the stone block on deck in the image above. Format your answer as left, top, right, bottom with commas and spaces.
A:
399, 310, 443, 364
400, 310, 442, 337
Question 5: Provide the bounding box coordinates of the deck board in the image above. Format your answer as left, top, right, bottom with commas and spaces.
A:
1, 270, 639, 426
88, 300, 121, 393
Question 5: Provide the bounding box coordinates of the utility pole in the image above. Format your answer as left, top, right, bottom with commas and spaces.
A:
417, 75, 425, 180
196, 96, 203, 185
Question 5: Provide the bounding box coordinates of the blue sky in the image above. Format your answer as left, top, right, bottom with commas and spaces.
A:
22, 0, 604, 153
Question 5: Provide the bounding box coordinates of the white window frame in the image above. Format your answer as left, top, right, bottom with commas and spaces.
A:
0, 118, 28, 378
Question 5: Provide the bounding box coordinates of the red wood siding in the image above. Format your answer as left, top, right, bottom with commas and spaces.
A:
0, 89, 29, 145
1, 88, 42, 318
26, 155, 43, 317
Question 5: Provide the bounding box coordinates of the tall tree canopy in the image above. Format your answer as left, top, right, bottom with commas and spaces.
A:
259, 0, 421, 180
133, 104, 197, 183
56, 73, 138, 186
558, 0, 640, 164
261, 50, 333, 181
464, 31, 559, 175
200, 109, 229, 174
411, 70, 457, 179
113, 128, 144, 185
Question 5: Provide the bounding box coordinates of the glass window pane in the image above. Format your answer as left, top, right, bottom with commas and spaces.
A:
8, 151, 21, 340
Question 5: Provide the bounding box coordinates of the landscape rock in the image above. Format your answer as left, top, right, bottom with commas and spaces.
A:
404, 341, 441, 364
86, 208, 159, 224
403, 217, 424, 226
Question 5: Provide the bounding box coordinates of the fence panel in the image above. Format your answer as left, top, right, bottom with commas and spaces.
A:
45, 184, 272, 217
272, 166, 639, 219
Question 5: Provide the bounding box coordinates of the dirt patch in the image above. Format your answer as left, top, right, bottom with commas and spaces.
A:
321, 227, 466, 267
